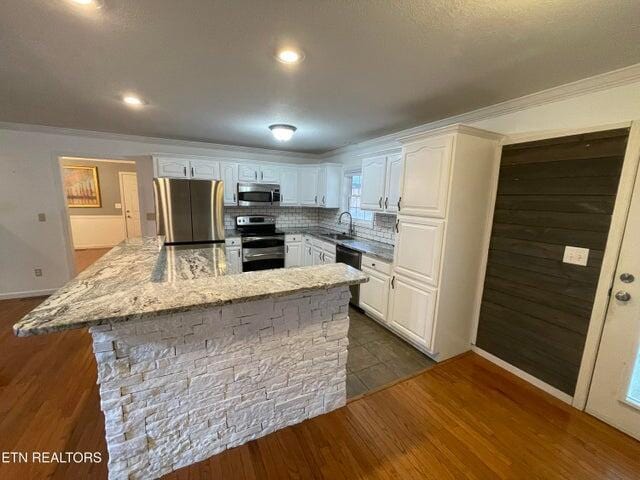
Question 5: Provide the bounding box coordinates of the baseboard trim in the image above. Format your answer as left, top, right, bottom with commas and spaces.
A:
74, 244, 118, 249
471, 346, 574, 405
0, 288, 57, 300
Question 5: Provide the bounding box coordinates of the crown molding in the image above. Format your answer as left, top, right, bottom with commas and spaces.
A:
323, 63, 640, 158
0, 121, 318, 160
398, 124, 504, 144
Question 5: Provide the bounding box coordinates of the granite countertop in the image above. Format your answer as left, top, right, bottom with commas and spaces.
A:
282, 227, 395, 262
13, 238, 367, 337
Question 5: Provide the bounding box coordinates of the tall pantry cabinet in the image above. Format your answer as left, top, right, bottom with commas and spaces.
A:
387, 125, 503, 361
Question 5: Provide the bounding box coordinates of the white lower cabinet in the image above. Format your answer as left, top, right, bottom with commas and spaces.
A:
311, 238, 336, 264
303, 236, 313, 266
387, 274, 437, 350
225, 244, 243, 274
359, 266, 390, 323
285, 235, 303, 268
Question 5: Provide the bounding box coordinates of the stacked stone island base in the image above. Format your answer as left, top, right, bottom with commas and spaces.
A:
91, 287, 350, 480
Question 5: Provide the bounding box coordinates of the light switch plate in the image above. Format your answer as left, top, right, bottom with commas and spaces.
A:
563, 246, 589, 266
115, 203, 122, 209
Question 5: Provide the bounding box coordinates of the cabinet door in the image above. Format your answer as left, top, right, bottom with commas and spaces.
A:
303, 241, 314, 266
321, 165, 343, 208
299, 168, 319, 206
388, 274, 436, 350
280, 167, 299, 206
225, 247, 243, 274
394, 216, 444, 286
189, 159, 220, 180
400, 135, 453, 218
384, 154, 403, 213
312, 246, 323, 265
285, 242, 302, 268
238, 164, 259, 182
359, 267, 389, 322
156, 157, 190, 178
259, 165, 280, 183
361, 155, 387, 211
220, 162, 238, 205
323, 251, 336, 264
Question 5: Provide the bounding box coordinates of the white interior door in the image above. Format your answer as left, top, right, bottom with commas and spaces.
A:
587, 168, 640, 440
120, 172, 141, 238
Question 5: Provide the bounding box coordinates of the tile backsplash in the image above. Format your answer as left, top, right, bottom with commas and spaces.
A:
318, 209, 395, 245
224, 206, 395, 246
224, 207, 319, 230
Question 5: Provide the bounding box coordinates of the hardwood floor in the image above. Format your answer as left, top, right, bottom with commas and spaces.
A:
1, 297, 639, 479
74, 248, 111, 274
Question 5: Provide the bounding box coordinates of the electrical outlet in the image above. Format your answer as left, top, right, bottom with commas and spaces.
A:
563, 246, 589, 266
146, 212, 156, 221
114, 203, 122, 209
34, 268, 43, 277
38, 213, 46, 222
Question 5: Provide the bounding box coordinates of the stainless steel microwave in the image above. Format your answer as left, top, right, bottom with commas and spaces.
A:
237, 183, 281, 207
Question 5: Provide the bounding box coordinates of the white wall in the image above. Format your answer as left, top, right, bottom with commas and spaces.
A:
0, 128, 315, 298
69, 215, 126, 249
326, 78, 640, 166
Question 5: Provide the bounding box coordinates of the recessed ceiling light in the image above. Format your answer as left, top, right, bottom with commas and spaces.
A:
269, 124, 297, 142
122, 95, 145, 107
275, 49, 304, 64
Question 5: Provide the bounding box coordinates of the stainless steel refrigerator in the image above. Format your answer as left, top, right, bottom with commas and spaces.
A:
153, 178, 225, 244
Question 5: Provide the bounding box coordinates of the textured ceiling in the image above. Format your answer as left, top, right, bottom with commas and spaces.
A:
1, 0, 639, 153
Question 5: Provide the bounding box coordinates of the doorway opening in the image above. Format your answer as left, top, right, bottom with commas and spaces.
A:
58, 157, 141, 275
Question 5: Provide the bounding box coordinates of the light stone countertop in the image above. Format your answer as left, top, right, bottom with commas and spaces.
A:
13, 237, 367, 337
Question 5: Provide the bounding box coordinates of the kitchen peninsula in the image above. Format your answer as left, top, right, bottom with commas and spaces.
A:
14, 238, 367, 480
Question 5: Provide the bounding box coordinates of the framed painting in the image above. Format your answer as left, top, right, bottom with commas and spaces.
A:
63, 166, 101, 208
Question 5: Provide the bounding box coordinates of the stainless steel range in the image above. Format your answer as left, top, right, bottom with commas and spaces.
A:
235, 215, 284, 271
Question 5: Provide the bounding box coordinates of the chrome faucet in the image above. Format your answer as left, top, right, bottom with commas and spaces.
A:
338, 211, 354, 237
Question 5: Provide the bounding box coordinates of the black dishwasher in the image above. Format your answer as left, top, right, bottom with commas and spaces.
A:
336, 244, 362, 306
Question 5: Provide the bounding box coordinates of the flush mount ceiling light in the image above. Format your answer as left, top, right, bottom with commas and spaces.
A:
269, 124, 297, 142
69, 0, 104, 8
122, 94, 145, 107
275, 48, 304, 64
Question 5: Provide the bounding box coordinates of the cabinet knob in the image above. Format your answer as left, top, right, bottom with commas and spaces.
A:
615, 290, 631, 302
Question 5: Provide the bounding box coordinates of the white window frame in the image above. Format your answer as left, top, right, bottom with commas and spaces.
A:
343, 168, 374, 227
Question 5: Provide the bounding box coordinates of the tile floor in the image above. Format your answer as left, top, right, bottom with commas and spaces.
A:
346, 307, 435, 398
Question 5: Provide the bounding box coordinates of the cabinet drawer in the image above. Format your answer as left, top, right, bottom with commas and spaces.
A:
361, 255, 391, 275
225, 237, 241, 247
285, 234, 302, 243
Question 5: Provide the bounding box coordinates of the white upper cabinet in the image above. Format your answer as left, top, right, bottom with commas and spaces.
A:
399, 135, 453, 218
259, 164, 280, 183
393, 216, 444, 287
238, 164, 259, 182
220, 162, 239, 205
299, 167, 319, 206
361, 155, 387, 211
360, 152, 402, 213
317, 164, 342, 208
238, 164, 280, 183
280, 167, 299, 206
155, 157, 191, 179
385, 154, 403, 213
189, 159, 220, 180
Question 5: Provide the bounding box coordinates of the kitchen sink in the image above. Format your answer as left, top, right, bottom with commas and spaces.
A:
320, 233, 353, 240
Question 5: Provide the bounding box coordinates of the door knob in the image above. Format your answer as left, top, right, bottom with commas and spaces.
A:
615, 291, 631, 302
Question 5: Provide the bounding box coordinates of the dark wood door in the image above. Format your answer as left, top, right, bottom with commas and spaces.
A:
476, 128, 630, 395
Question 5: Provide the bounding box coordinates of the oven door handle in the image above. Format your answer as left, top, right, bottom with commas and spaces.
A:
243, 252, 285, 260
241, 236, 283, 243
